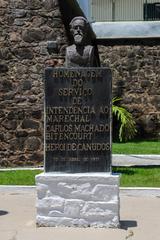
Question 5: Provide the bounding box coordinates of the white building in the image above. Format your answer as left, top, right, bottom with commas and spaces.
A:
78, 0, 160, 22
77, 0, 160, 40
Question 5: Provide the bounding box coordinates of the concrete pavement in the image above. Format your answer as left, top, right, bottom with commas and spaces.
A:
0, 187, 160, 240
112, 154, 160, 166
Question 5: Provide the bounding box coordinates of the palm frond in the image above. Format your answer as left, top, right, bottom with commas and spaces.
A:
112, 98, 137, 142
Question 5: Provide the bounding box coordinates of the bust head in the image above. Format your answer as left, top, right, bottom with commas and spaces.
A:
70, 16, 89, 46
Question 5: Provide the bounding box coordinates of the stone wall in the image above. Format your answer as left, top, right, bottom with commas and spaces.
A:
0, 0, 159, 168
99, 45, 160, 138
0, 0, 66, 167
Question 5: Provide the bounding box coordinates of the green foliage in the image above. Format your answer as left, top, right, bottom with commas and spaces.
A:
1, 168, 160, 187
112, 140, 160, 154
113, 167, 160, 187
112, 97, 137, 142
0, 170, 42, 185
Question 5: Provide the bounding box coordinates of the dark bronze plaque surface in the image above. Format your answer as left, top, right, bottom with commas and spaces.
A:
45, 68, 112, 172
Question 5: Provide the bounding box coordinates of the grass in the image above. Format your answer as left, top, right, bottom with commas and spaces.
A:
112, 140, 160, 154
0, 170, 42, 186
113, 166, 160, 187
0, 167, 160, 187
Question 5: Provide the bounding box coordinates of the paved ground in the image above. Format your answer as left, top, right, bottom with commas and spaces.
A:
0, 188, 160, 240
113, 154, 160, 166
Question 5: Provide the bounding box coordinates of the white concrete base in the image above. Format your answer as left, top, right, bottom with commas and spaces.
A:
35, 172, 120, 228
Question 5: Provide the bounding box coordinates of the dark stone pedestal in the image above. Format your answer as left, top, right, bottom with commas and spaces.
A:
44, 68, 112, 173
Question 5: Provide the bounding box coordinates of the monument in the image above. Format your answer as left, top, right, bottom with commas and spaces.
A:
36, 16, 120, 228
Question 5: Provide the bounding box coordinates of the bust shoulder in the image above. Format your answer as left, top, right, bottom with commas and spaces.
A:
66, 44, 76, 52
84, 45, 94, 55
65, 44, 95, 67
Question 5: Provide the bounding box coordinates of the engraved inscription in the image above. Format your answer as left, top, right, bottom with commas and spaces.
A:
45, 68, 112, 172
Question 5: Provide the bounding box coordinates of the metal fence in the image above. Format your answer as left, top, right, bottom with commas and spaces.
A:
90, 0, 160, 22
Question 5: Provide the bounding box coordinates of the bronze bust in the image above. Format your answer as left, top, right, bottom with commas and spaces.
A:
65, 16, 95, 67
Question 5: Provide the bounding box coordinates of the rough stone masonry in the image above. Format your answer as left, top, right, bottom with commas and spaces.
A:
99, 45, 160, 139
36, 173, 120, 227
0, 0, 67, 167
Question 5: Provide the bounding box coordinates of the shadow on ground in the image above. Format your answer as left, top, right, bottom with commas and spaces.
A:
120, 220, 137, 230
0, 210, 9, 216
